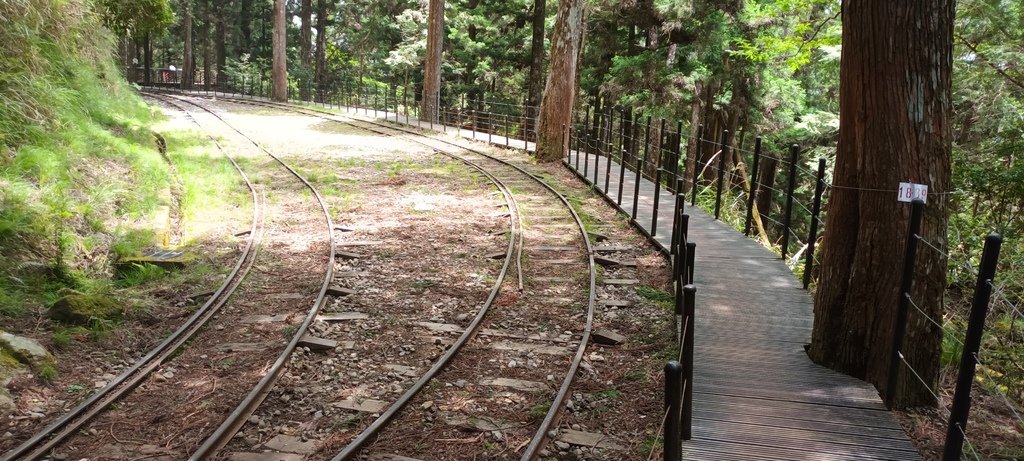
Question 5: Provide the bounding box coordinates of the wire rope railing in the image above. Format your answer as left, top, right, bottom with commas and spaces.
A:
885, 199, 1019, 460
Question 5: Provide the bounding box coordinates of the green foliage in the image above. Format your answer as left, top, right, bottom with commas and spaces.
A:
37, 363, 58, 382
115, 263, 166, 287
96, 0, 173, 38
636, 286, 673, 312
1, 0, 176, 323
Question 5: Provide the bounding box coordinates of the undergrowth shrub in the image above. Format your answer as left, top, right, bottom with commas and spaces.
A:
0, 0, 171, 318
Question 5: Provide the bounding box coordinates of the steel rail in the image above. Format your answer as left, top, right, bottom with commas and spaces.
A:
205, 94, 597, 461
147, 93, 339, 460
2, 94, 263, 461
167, 93, 525, 461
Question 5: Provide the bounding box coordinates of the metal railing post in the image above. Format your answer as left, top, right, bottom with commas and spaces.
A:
714, 130, 729, 220
802, 158, 827, 289
652, 120, 665, 237
582, 107, 591, 181
780, 144, 800, 259
664, 361, 682, 461
617, 109, 628, 205
686, 242, 696, 285
691, 124, 703, 206
942, 233, 1002, 461
604, 112, 614, 193
682, 284, 695, 441
886, 199, 924, 409
632, 157, 642, 220
744, 137, 763, 236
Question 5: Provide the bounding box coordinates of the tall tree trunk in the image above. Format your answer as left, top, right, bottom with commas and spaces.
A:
239, 0, 252, 51
526, 0, 546, 138
300, 0, 313, 100
271, 0, 288, 101
809, 0, 954, 409
535, 0, 586, 162
422, 0, 445, 122
183, 1, 193, 88
216, 8, 227, 87
143, 33, 152, 85
202, 0, 212, 91
314, 0, 330, 102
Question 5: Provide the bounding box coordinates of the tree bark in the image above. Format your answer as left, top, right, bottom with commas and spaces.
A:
143, 33, 152, 85
271, 0, 288, 102
202, 0, 212, 91
535, 0, 586, 162
314, 0, 331, 102
422, 0, 445, 122
300, 0, 313, 100
239, 0, 252, 52
526, 0, 546, 138
183, 0, 193, 88
216, 7, 227, 87
809, 0, 954, 409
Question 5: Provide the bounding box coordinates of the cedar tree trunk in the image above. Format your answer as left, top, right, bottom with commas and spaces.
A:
526, 0, 546, 139
271, 0, 288, 102
809, 0, 954, 409
534, 0, 586, 162
314, 0, 330, 102
422, 0, 444, 122
183, 1, 193, 88
300, 0, 313, 100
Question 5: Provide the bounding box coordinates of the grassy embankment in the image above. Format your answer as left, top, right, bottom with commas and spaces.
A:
0, 1, 246, 344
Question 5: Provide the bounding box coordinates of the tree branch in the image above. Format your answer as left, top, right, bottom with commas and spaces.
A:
956, 34, 1024, 93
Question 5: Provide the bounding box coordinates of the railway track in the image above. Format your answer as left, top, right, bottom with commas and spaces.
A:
0, 96, 265, 461
2, 93, 342, 459
153, 93, 602, 460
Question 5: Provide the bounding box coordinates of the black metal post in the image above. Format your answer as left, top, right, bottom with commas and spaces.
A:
573, 110, 581, 171
674, 121, 683, 193
674, 212, 689, 287
582, 107, 591, 181
744, 137, 763, 236
593, 109, 603, 186
713, 130, 729, 220
664, 361, 683, 461
886, 199, 924, 409
604, 112, 613, 193
617, 109, 628, 205
691, 124, 703, 206
682, 284, 695, 441
632, 158, 643, 220
686, 242, 696, 285
802, 158, 827, 290
505, 113, 510, 147
671, 192, 685, 257
652, 120, 665, 237
780, 144, 800, 260
942, 233, 1002, 461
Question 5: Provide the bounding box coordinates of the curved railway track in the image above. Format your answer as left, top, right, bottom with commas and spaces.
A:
3, 93, 343, 460
0, 96, 265, 461
146, 93, 341, 460
154, 93, 600, 460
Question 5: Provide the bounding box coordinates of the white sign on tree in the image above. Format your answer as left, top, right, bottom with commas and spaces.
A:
897, 182, 928, 204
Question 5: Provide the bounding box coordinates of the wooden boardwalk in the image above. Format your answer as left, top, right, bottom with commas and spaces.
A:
565, 150, 922, 460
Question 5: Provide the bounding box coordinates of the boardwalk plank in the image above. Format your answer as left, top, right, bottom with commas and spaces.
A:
564, 151, 921, 460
